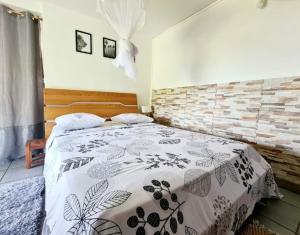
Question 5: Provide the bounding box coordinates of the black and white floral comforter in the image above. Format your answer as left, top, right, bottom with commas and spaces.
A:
43, 123, 280, 235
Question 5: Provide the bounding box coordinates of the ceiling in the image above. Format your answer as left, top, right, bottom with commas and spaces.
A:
45, 0, 218, 38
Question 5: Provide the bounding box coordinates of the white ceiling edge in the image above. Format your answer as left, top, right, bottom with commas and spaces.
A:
41, 0, 219, 38
0, 0, 219, 38
142, 0, 219, 38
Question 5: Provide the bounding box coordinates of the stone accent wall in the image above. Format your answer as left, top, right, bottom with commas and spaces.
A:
257, 77, 300, 152
213, 80, 263, 143
186, 85, 216, 133
152, 88, 187, 128
152, 77, 300, 156
152, 76, 300, 193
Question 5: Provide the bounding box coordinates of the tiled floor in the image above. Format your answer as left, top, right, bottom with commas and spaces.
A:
0, 157, 43, 184
253, 188, 300, 235
0, 158, 299, 234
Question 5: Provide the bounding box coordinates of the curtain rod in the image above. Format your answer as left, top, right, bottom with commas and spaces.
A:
7, 7, 43, 21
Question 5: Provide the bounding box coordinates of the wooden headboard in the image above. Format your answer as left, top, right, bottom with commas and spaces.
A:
44, 88, 139, 138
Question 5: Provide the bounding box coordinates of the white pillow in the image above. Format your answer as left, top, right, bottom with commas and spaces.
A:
55, 113, 105, 130
111, 113, 153, 124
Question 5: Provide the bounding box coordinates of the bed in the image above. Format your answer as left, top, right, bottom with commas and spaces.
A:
42, 89, 280, 235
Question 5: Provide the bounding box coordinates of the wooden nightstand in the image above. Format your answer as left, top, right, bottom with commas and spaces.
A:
25, 139, 46, 169
154, 117, 172, 126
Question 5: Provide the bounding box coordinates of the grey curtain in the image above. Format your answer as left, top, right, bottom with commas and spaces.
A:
0, 5, 44, 166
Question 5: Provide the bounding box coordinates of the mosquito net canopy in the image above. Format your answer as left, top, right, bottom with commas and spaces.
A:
97, 0, 146, 80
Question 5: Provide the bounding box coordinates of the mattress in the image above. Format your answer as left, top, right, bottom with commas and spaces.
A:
43, 123, 280, 235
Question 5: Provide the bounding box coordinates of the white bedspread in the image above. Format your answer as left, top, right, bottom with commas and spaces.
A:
43, 123, 280, 235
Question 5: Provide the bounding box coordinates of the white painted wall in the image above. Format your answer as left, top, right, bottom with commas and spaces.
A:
152, 0, 300, 89
42, 3, 152, 105
1, 1, 152, 105
4, 0, 300, 103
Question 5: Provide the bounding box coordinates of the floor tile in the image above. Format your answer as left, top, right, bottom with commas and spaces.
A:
257, 198, 300, 232
279, 187, 300, 209
10, 157, 25, 169
1, 165, 43, 184
253, 213, 295, 235
0, 170, 6, 181
0, 161, 11, 171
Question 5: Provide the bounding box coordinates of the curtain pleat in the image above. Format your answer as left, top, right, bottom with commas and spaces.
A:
0, 5, 44, 165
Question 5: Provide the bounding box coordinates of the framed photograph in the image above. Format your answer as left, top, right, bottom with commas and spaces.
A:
75, 30, 92, 54
103, 37, 117, 59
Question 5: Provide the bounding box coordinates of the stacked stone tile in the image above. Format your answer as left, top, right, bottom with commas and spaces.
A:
152, 76, 300, 193
213, 80, 263, 143
152, 77, 300, 155
257, 77, 300, 153
152, 87, 187, 128
186, 84, 216, 133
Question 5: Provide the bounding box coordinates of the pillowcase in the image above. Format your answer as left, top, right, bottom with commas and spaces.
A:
111, 113, 153, 124
55, 113, 105, 130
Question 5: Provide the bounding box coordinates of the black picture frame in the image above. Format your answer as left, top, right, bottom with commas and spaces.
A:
75, 30, 92, 54
103, 37, 117, 59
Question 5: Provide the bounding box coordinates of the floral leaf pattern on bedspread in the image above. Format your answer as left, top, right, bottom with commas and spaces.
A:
185, 226, 200, 235
265, 168, 276, 188
159, 139, 181, 145
225, 161, 240, 183
184, 169, 212, 197
211, 196, 233, 234
57, 157, 94, 181
100, 146, 126, 160
157, 129, 175, 138
124, 153, 191, 170
64, 180, 131, 234
233, 149, 256, 193
188, 149, 230, 168
99, 139, 154, 160
231, 204, 248, 232
87, 162, 125, 180
76, 140, 108, 153
127, 180, 185, 235
44, 123, 280, 235
187, 149, 239, 187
